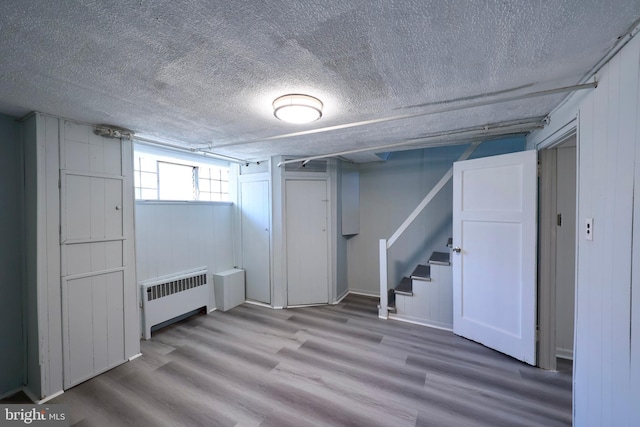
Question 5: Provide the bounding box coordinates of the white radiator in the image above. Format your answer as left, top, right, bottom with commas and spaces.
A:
140, 267, 210, 339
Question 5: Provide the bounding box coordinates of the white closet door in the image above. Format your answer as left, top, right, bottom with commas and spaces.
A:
286, 179, 329, 306
241, 179, 271, 304
60, 121, 134, 388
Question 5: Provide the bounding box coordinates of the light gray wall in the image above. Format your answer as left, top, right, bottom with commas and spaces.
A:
335, 161, 354, 300
347, 138, 525, 295
22, 114, 40, 397
22, 113, 64, 399
135, 201, 235, 310
528, 33, 640, 425
0, 114, 24, 396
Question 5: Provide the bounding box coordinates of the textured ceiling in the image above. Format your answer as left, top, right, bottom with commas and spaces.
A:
1, 1, 639, 162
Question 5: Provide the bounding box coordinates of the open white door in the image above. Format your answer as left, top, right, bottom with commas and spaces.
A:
452, 150, 537, 365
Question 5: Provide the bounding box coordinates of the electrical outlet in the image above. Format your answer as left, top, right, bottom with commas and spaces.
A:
585, 218, 593, 241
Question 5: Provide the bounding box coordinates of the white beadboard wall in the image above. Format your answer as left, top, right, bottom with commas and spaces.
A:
135, 201, 236, 310
393, 264, 453, 330
528, 32, 640, 425
575, 35, 639, 426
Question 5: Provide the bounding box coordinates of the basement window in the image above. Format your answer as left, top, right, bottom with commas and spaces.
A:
134, 145, 230, 202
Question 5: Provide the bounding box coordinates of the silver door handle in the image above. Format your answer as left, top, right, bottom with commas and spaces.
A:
452, 247, 461, 253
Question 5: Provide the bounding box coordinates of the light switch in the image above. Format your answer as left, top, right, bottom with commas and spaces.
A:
585, 218, 593, 241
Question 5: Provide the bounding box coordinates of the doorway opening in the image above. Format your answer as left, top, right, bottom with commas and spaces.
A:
538, 133, 577, 373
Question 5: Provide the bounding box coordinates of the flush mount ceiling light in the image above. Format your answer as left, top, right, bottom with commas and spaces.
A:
273, 94, 323, 124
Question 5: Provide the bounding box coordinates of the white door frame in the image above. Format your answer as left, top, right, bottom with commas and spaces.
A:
538, 129, 578, 371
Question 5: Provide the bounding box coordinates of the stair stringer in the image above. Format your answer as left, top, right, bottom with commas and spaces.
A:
390, 263, 453, 331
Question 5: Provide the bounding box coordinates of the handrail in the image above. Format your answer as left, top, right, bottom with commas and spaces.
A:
378, 142, 481, 319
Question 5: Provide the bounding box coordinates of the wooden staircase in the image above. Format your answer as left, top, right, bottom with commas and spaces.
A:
386, 239, 454, 329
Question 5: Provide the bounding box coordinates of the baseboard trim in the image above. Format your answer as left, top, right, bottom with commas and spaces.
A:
21, 387, 64, 404
334, 289, 350, 304
128, 353, 142, 362
389, 314, 453, 332
347, 290, 379, 298
37, 390, 64, 404
286, 303, 329, 308
244, 300, 272, 308
556, 348, 574, 360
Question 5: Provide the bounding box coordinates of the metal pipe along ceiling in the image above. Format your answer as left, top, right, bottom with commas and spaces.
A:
213, 81, 597, 150
278, 117, 546, 167
134, 136, 251, 165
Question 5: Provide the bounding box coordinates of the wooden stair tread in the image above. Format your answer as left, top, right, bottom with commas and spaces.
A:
394, 277, 413, 296
410, 264, 431, 281
429, 251, 450, 266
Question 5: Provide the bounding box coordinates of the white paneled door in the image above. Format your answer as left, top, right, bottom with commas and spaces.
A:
60, 121, 136, 388
241, 179, 271, 304
286, 179, 329, 306
452, 150, 538, 365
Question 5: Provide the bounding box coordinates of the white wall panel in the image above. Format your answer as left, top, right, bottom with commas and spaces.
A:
135, 202, 235, 310
529, 33, 640, 426
574, 35, 638, 426
394, 264, 453, 330
59, 119, 138, 389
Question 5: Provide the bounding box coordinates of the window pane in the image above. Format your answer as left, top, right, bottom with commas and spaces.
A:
140, 172, 157, 189
134, 147, 231, 202
158, 162, 195, 200
221, 181, 229, 194
141, 189, 158, 200
140, 157, 157, 172
210, 180, 221, 194
199, 178, 210, 192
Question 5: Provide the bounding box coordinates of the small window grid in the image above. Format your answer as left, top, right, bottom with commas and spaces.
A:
134, 156, 158, 200
198, 167, 230, 202
134, 152, 230, 202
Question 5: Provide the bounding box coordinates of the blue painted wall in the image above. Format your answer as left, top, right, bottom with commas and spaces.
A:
0, 113, 24, 396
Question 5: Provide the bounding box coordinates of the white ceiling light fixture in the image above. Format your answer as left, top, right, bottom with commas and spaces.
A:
273, 94, 323, 124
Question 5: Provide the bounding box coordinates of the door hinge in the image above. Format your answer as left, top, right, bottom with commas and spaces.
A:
557, 213, 562, 227
535, 326, 540, 342
537, 162, 542, 177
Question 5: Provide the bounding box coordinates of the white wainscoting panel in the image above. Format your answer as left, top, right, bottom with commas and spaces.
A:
394, 264, 453, 330
135, 202, 235, 311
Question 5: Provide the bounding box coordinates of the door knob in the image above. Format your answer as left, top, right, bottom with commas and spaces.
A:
452, 247, 461, 253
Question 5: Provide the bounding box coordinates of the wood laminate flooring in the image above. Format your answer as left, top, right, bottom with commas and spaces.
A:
10, 294, 573, 426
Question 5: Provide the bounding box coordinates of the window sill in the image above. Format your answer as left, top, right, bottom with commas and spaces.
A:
135, 200, 233, 206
